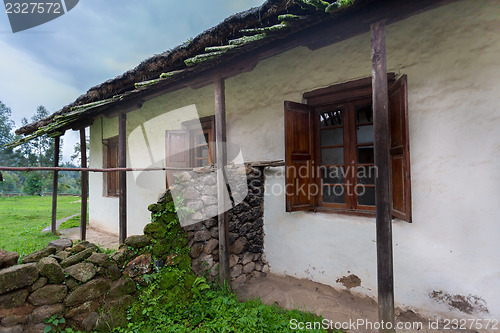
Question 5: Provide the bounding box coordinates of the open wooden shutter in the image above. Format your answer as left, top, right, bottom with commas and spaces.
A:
389, 75, 412, 222
106, 137, 119, 196
165, 130, 189, 188
284, 101, 315, 212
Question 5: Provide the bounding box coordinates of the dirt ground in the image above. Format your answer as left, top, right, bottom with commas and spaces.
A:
56, 224, 484, 333
58, 225, 120, 250
235, 274, 486, 333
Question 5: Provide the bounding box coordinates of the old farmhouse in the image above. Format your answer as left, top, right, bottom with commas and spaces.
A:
13, 0, 500, 323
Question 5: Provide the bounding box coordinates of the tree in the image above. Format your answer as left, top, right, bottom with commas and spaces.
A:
0, 101, 17, 167
30, 106, 55, 167
23, 172, 43, 195
71, 136, 89, 166
18, 117, 37, 167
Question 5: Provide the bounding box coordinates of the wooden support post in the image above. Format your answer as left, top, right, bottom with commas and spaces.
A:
51, 136, 60, 234
215, 78, 231, 286
80, 129, 88, 241
371, 21, 395, 333
118, 113, 127, 244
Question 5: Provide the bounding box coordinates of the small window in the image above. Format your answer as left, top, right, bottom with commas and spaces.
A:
165, 116, 215, 187
104, 136, 119, 197
285, 74, 411, 222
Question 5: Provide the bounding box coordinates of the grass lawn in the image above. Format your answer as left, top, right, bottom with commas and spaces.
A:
0, 195, 82, 257
59, 212, 89, 229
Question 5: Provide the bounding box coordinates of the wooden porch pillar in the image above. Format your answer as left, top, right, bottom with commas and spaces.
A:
371, 21, 395, 333
51, 136, 60, 234
80, 129, 88, 241
215, 78, 231, 286
118, 113, 127, 244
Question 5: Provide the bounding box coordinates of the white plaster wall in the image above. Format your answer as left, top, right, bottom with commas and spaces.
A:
88, 0, 500, 319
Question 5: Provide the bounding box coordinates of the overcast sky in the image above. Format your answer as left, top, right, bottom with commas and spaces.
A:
0, 0, 263, 161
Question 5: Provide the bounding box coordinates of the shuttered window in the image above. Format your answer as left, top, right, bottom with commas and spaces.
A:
285, 74, 411, 222
105, 136, 119, 197
165, 116, 215, 188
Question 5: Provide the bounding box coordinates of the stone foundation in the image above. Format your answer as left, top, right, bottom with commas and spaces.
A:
170, 164, 269, 286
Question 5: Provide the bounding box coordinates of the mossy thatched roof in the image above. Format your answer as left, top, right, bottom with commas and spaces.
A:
11, 0, 452, 146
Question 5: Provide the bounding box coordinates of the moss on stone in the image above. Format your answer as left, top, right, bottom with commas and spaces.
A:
143, 223, 167, 239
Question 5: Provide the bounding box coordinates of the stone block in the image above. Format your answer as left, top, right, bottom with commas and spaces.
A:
64, 278, 111, 307
0, 249, 19, 269
124, 235, 151, 249
60, 248, 95, 268
0, 263, 38, 295
0, 289, 28, 310
21, 247, 56, 264
37, 257, 65, 284
47, 238, 73, 252
27, 284, 67, 306
65, 263, 97, 283
86, 253, 112, 268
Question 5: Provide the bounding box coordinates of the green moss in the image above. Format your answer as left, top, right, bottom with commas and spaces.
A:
147, 203, 160, 213
278, 14, 303, 21
184, 51, 227, 67
151, 239, 172, 258
143, 223, 167, 239
239, 23, 288, 34
159, 72, 176, 79
204, 44, 239, 53
228, 33, 267, 46
155, 213, 176, 226
134, 79, 159, 89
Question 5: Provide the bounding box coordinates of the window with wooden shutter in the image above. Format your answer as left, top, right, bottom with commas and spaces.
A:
284, 101, 315, 212
105, 136, 119, 196
165, 116, 215, 188
284, 74, 411, 221
389, 75, 411, 222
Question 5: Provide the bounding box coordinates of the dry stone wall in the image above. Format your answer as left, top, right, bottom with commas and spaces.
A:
169, 164, 269, 286
0, 238, 151, 332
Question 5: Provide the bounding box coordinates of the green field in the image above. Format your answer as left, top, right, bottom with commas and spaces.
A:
0, 195, 82, 257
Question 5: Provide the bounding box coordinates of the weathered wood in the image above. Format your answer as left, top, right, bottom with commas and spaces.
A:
119, 113, 127, 244
246, 160, 285, 167
284, 101, 315, 212
80, 129, 88, 241
389, 75, 412, 222
51, 136, 60, 234
371, 21, 395, 333
215, 78, 231, 287
0, 166, 195, 172
304, 73, 396, 100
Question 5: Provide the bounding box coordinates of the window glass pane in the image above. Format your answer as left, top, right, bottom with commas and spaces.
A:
356, 125, 373, 144
356, 104, 373, 124
197, 158, 209, 167
197, 145, 209, 158
321, 128, 343, 146
358, 186, 375, 206
320, 109, 343, 127
322, 166, 345, 184
322, 148, 344, 165
357, 166, 376, 185
322, 185, 345, 203
196, 133, 206, 145
357, 146, 374, 164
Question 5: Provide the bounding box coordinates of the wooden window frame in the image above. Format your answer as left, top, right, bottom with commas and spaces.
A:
103, 136, 119, 197
285, 74, 412, 222
165, 116, 215, 188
